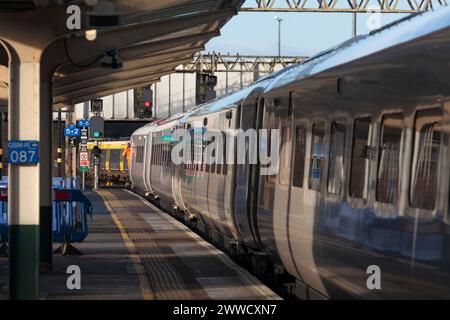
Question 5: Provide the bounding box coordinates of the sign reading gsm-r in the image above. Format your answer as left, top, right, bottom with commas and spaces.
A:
8, 140, 40, 165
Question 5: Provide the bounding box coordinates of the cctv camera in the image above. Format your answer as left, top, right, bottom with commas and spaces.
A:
100, 48, 123, 69
87, 0, 122, 28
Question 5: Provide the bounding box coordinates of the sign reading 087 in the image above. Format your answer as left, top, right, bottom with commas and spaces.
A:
8, 140, 39, 165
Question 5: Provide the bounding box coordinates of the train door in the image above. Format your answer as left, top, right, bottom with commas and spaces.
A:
247, 97, 266, 248
205, 116, 228, 236
192, 118, 216, 232
128, 139, 135, 186
172, 125, 186, 211
271, 93, 298, 277
179, 123, 193, 213
223, 107, 241, 240
143, 134, 153, 195
256, 98, 278, 252
287, 106, 332, 296
234, 97, 260, 246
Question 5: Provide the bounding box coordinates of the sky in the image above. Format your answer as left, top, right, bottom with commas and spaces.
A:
205, 6, 409, 57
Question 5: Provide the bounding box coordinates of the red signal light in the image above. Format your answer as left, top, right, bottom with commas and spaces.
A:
145, 101, 151, 108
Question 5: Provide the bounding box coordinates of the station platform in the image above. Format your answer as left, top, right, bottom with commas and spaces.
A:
0, 188, 280, 300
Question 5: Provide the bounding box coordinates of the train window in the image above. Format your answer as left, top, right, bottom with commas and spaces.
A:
211, 145, 216, 173
165, 144, 168, 167
410, 108, 443, 211
163, 144, 166, 166
216, 160, 222, 174
136, 146, 143, 163
292, 125, 307, 188
279, 127, 292, 186
265, 130, 277, 184
349, 117, 372, 199
165, 144, 169, 166
101, 150, 107, 170
309, 122, 326, 191
151, 145, 154, 165
157, 144, 161, 166
328, 121, 346, 195
110, 150, 121, 170
156, 144, 159, 165
135, 146, 139, 163
376, 113, 403, 204
222, 132, 227, 176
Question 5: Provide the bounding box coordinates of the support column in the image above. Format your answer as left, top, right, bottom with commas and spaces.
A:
8, 57, 41, 300
39, 81, 52, 270
57, 109, 63, 177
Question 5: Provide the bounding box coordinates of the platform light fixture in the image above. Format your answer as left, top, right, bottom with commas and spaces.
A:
84, 0, 99, 6
85, 29, 97, 41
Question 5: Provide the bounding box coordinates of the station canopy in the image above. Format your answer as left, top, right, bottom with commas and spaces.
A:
0, 0, 244, 108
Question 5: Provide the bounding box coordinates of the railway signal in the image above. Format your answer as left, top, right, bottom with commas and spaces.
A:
90, 116, 104, 139
90, 99, 103, 113
142, 86, 153, 118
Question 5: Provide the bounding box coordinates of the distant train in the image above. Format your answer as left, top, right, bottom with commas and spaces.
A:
130, 7, 450, 299
86, 141, 129, 186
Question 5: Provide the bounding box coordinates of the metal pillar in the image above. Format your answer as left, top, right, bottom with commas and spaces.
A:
225, 71, 229, 94
0, 112, 3, 178
182, 73, 186, 112
111, 94, 115, 120
125, 91, 129, 119
154, 83, 158, 119
39, 81, 53, 271
57, 109, 63, 177
82, 171, 85, 190
275, 17, 283, 57
168, 74, 172, 117
352, 13, 357, 37
94, 141, 99, 190
8, 54, 40, 300
240, 60, 243, 90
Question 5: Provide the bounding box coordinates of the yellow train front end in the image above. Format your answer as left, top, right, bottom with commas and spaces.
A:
86, 141, 130, 187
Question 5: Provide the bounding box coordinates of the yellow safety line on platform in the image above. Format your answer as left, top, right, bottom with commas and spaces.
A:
100, 191, 155, 300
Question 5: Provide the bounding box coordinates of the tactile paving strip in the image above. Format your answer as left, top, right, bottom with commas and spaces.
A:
98, 190, 194, 300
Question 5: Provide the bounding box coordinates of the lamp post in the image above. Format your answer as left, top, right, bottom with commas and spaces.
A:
274, 16, 283, 57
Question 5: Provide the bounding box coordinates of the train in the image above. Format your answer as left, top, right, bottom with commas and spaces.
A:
86, 141, 129, 187
129, 7, 450, 299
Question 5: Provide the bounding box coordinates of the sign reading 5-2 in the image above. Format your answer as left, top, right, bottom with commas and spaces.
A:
65, 125, 81, 137
8, 140, 39, 165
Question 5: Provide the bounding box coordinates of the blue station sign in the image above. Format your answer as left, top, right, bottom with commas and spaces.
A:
78, 119, 90, 128
64, 125, 81, 137
8, 140, 39, 165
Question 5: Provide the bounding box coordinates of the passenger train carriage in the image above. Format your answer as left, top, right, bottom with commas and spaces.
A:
130, 7, 450, 299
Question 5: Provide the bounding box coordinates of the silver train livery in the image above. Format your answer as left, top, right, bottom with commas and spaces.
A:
130, 7, 450, 299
